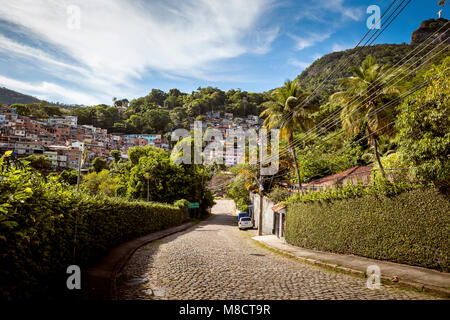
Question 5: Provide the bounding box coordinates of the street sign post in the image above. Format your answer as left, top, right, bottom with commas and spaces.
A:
188, 202, 200, 218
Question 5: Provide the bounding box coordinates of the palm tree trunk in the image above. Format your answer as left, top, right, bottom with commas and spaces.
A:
371, 132, 386, 179
289, 134, 302, 191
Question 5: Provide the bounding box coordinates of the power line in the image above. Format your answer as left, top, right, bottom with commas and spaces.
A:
214, 6, 447, 191
266, 36, 449, 163
261, 1, 422, 162
265, 68, 447, 182
276, 32, 449, 159
274, 0, 408, 128
213, 61, 448, 191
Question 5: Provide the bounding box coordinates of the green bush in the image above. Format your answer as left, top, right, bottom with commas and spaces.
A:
268, 186, 290, 203
239, 204, 249, 213
226, 173, 250, 211
287, 179, 419, 203
0, 153, 188, 300
286, 187, 450, 271
174, 198, 190, 210
396, 57, 450, 190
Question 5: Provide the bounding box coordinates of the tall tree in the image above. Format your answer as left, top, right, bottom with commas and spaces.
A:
260, 79, 317, 188
329, 56, 400, 177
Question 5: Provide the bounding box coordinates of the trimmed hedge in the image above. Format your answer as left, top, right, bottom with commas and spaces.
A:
286, 188, 450, 272
0, 158, 188, 300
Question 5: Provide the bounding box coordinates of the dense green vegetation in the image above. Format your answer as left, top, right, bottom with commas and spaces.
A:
76, 145, 215, 210
9, 101, 64, 118
286, 187, 450, 271
227, 53, 449, 213
329, 55, 401, 177
68, 88, 270, 134
0, 144, 215, 300
396, 57, 450, 190
7, 87, 269, 135
0, 152, 189, 299
1, 12, 448, 300
296, 42, 449, 104
261, 79, 317, 187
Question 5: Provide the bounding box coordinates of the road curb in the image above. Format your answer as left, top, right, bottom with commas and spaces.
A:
252, 237, 450, 299
82, 222, 194, 300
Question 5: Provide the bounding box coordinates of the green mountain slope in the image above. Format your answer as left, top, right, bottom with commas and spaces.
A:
0, 87, 41, 105
296, 18, 449, 104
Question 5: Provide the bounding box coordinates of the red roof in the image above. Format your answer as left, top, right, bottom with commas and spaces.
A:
272, 203, 286, 212
307, 166, 373, 186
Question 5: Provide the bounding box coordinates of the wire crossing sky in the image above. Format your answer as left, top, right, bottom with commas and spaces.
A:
0, 0, 444, 105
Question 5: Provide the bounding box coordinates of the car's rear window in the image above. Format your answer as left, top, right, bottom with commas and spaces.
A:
240, 217, 251, 221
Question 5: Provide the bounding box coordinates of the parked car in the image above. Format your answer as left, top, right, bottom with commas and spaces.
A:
237, 212, 249, 221
238, 217, 253, 230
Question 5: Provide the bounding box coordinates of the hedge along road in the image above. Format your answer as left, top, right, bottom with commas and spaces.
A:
117, 200, 435, 300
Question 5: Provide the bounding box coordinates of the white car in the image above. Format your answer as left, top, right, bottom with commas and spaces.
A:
238, 217, 253, 230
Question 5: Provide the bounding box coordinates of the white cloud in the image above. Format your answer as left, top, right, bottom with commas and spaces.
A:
295, 0, 363, 23
332, 43, 352, 52
0, 0, 277, 104
0, 75, 103, 105
0, 35, 87, 76
252, 27, 280, 54
289, 33, 332, 51
288, 58, 311, 69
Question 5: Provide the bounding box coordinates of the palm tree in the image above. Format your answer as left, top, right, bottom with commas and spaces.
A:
260, 79, 317, 189
329, 56, 400, 177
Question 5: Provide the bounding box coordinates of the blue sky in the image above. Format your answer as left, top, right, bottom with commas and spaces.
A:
0, 0, 445, 105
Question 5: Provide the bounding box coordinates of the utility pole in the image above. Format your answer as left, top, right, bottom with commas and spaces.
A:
76, 149, 82, 192
257, 136, 264, 236
76, 144, 86, 192
258, 174, 264, 236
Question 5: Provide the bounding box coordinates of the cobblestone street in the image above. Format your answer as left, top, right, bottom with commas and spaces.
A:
117, 200, 436, 300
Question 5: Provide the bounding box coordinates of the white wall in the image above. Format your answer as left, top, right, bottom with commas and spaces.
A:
250, 193, 275, 234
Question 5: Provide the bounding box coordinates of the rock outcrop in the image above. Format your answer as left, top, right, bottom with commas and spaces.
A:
411, 18, 450, 46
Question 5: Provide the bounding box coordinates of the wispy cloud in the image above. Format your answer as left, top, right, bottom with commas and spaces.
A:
288, 58, 311, 69
289, 32, 332, 51
0, 0, 277, 104
251, 26, 280, 54
332, 43, 353, 52
0, 74, 103, 104
295, 0, 364, 23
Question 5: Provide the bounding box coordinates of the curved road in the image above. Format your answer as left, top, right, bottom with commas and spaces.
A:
117, 200, 434, 300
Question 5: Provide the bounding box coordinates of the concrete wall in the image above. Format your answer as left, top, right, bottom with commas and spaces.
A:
250, 193, 275, 235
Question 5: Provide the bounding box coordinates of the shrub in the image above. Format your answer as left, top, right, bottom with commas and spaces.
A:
82, 169, 120, 196
396, 57, 450, 190
371, 152, 412, 184
174, 198, 190, 210
268, 186, 290, 203
239, 204, 249, 213
0, 153, 188, 300
286, 187, 450, 271
58, 168, 78, 185
226, 173, 250, 211
287, 179, 419, 203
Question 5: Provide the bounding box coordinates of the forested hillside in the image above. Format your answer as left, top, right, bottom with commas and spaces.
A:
296, 18, 449, 103
69, 87, 271, 134
0, 87, 41, 105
